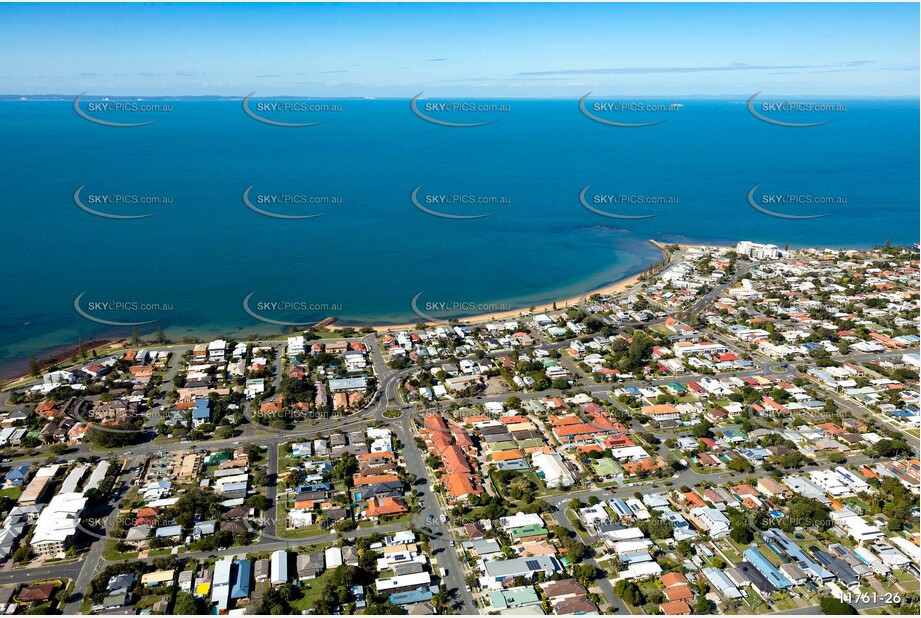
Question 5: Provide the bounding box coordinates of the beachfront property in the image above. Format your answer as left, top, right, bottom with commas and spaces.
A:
0, 238, 914, 616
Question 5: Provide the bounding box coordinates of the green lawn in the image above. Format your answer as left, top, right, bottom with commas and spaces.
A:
102, 541, 139, 561
136, 593, 170, 610
0, 487, 22, 500
564, 509, 591, 540
514, 438, 547, 450
275, 524, 326, 539
358, 514, 413, 529
772, 596, 800, 612
290, 570, 335, 611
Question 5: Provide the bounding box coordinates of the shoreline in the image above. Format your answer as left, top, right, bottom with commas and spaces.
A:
365, 239, 672, 332
1, 240, 675, 386
366, 269, 650, 333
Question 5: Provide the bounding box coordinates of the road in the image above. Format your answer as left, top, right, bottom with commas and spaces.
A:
0, 562, 83, 586
0, 253, 917, 614
395, 418, 477, 613
64, 454, 145, 614
549, 507, 628, 614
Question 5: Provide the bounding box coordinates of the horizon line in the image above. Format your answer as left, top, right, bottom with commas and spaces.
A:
4, 93, 920, 101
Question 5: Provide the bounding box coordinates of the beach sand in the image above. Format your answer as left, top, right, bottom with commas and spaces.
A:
367, 240, 678, 333
2, 241, 687, 384
362, 240, 688, 333
368, 270, 649, 333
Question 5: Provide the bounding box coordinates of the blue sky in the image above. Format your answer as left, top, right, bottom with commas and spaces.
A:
1, 2, 918, 96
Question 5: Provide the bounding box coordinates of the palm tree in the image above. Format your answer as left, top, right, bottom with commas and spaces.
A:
431, 590, 450, 612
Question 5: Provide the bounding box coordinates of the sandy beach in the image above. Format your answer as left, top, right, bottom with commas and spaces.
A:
368, 270, 649, 333
369, 240, 673, 333
1, 241, 679, 384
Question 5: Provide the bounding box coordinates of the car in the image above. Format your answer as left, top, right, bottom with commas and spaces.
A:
465, 585, 472, 592
232, 441, 241, 445
449, 540, 455, 547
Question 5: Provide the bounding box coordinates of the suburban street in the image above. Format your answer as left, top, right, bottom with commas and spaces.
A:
0, 246, 916, 615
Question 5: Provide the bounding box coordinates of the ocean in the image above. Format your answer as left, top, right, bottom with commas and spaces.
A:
0, 97, 918, 374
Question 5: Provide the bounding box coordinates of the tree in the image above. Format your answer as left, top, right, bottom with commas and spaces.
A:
431, 590, 450, 612
694, 595, 712, 614
691, 419, 713, 438
638, 511, 673, 540
730, 524, 753, 544
88, 424, 144, 448
364, 601, 404, 615
12, 546, 32, 563
561, 538, 588, 563
727, 459, 753, 473
571, 563, 600, 587
245, 494, 270, 511
174, 592, 206, 614
332, 453, 358, 484
613, 579, 645, 606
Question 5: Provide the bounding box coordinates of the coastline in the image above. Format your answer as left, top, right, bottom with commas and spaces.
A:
366, 239, 672, 332
367, 270, 649, 333
2, 240, 674, 385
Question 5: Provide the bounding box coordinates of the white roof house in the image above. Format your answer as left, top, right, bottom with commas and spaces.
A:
830, 508, 883, 542
531, 452, 574, 489
31, 492, 87, 557
208, 339, 228, 360
212, 556, 232, 611
375, 571, 431, 594
689, 507, 731, 538
271, 550, 288, 586
498, 513, 545, 531
325, 546, 343, 569
287, 336, 306, 358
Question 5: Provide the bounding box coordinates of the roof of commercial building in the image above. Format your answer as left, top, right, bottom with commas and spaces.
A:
31, 492, 87, 546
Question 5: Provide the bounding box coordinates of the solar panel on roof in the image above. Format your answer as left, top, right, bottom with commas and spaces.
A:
526, 559, 540, 570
